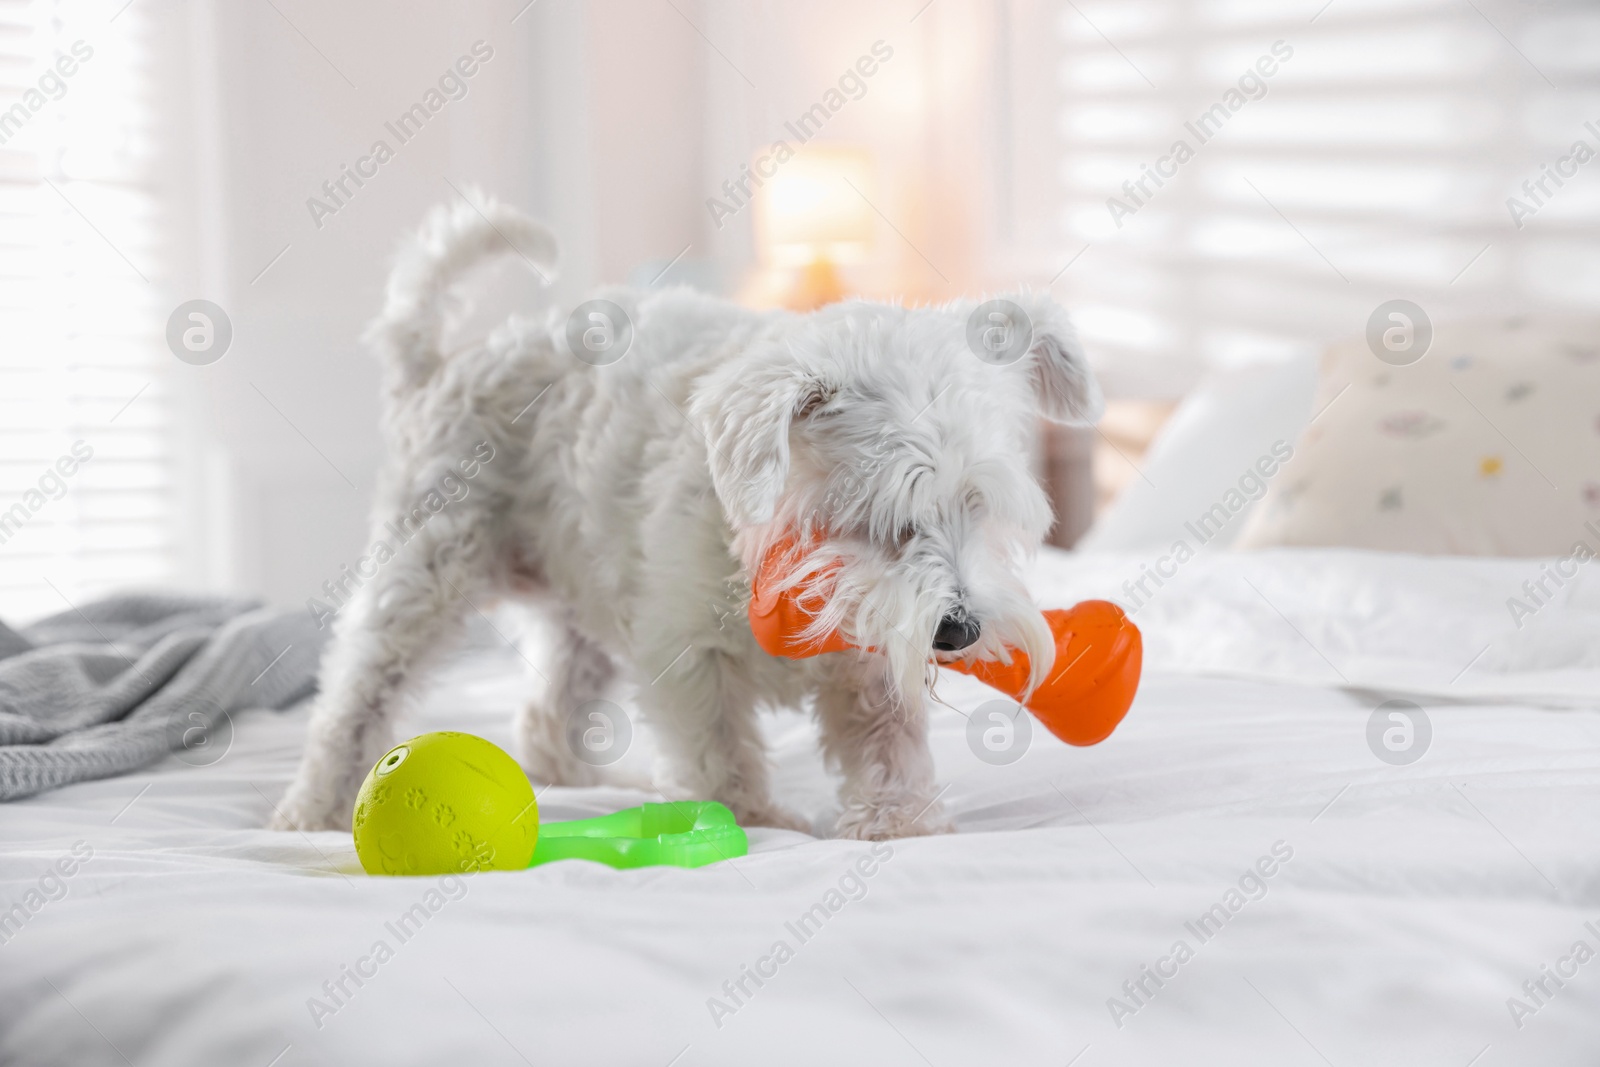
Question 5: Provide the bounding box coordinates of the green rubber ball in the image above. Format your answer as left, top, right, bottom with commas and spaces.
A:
352, 732, 538, 876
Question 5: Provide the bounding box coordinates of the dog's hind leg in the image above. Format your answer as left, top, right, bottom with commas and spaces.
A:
816, 659, 953, 840
513, 616, 617, 788
270, 507, 493, 831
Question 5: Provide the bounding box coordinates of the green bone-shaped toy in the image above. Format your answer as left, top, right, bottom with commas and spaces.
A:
351, 732, 748, 875
530, 801, 747, 869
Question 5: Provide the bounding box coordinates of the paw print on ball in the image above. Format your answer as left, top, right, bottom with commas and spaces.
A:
370, 783, 392, 808
433, 803, 456, 828
453, 831, 496, 872
405, 786, 428, 810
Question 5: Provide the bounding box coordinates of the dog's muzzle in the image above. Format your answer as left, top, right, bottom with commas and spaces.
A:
932, 612, 980, 652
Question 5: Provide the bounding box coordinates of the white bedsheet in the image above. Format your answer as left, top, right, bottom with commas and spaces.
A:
3, 547, 1599, 1066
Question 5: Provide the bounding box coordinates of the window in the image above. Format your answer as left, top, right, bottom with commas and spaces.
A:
1055, 0, 1600, 397
0, 0, 168, 622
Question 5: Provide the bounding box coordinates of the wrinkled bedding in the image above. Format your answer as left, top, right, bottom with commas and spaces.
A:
2, 547, 1598, 1066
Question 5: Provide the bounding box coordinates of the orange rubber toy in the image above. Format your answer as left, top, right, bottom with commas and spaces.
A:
748, 539, 1142, 746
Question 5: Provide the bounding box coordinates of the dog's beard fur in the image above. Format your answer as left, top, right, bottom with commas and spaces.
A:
777, 534, 1057, 713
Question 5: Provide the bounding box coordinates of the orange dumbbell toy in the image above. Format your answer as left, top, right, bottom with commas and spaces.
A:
748, 538, 1141, 746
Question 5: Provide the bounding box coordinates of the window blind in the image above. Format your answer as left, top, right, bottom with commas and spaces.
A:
0, 0, 168, 623
1055, 0, 1600, 398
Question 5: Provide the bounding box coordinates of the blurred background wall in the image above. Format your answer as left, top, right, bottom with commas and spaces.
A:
149, 0, 1065, 613
2, 0, 1596, 619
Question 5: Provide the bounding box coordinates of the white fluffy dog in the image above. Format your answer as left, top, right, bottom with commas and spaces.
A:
272, 195, 1102, 840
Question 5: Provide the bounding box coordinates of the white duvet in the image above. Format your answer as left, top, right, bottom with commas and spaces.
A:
3, 547, 1598, 1066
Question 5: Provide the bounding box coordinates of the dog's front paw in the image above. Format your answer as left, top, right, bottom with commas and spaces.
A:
267, 786, 351, 832
834, 794, 955, 841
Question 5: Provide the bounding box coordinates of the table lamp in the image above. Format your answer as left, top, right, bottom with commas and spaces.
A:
754, 145, 875, 310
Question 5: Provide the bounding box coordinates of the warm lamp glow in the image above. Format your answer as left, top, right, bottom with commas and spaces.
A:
755, 145, 876, 269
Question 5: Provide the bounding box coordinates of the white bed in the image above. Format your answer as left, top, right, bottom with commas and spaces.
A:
4, 546, 1598, 1066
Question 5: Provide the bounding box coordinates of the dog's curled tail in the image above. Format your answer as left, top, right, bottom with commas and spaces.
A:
367, 191, 559, 388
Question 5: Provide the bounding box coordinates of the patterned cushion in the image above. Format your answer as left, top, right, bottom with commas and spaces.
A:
1235, 316, 1600, 556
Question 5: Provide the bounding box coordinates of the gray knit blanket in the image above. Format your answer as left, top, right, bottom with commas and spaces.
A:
0, 594, 326, 801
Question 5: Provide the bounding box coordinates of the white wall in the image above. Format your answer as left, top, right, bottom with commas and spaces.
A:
153, 0, 671, 607
150, 0, 1050, 608
100, 0, 1600, 613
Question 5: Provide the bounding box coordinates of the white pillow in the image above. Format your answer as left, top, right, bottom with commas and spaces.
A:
1078, 357, 1317, 551
1235, 316, 1600, 556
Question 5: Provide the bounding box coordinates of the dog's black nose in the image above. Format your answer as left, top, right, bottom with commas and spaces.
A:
933, 613, 980, 652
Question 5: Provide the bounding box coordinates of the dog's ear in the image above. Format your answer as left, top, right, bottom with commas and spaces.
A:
1007, 293, 1104, 425
689, 355, 832, 527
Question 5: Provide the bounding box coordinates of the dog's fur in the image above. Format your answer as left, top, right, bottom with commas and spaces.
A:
271, 195, 1103, 840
